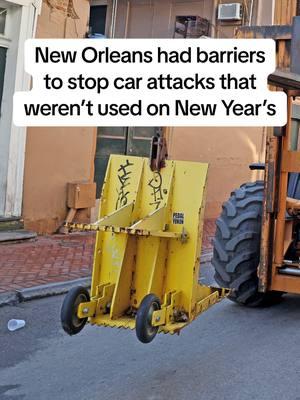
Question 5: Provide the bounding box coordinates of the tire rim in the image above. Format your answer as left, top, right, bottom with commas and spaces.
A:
145, 301, 160, 337
72, 293, 87, 328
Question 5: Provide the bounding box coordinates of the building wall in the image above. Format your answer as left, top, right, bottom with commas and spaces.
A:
23, 0, 97, 233
113, 0, 214, 38
111, 0, 275, 39
214, 0, 275, 38
166, 127, 265, 218
110, 0, 270, 218
22, 0, 281, 232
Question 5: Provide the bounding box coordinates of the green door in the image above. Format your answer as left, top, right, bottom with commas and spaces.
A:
94, 127, 160, 197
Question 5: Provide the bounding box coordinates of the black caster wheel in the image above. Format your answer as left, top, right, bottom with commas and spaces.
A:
136, 294, 161, 344
61, 286, 90, 335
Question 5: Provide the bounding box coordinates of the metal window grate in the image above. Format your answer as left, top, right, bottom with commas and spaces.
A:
174, 16, 210, 38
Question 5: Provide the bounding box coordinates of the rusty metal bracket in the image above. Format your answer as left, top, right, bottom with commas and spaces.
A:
149, 134, 168, 171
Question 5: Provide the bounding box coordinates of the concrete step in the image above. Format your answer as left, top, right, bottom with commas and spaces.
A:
0, 217, 24, 231
0, 230, 37, 244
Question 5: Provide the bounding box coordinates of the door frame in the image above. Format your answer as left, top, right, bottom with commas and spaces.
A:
0, 0, 41, 217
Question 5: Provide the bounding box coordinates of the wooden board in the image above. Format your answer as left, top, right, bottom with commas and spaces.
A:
275, 0, 297, 25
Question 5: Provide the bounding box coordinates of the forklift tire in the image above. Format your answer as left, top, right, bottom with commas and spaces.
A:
61, 286, 90, 335
212, 181, 282, 307
136, 294, 161, 344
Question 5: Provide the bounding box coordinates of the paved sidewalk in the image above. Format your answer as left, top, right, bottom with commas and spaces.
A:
0, 219, 215, 295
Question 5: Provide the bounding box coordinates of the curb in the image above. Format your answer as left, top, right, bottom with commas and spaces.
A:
0, 291, 19, 307
0, 252, 213, 307
0, 277, 91, 307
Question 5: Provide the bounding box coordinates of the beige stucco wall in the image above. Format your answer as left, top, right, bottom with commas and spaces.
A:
23, 0, 97, 233
167, 127, 265, 218
111, 0, 269, 219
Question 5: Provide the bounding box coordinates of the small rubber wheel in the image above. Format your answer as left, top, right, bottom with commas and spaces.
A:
136, 294, 161, 344
61, 286, 90, 335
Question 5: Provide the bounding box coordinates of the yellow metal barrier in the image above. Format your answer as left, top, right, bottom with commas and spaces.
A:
61, 155, 229, 343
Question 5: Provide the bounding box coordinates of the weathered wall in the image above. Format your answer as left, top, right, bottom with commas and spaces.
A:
23, 0, 97, 233
111, 0, 274, 39
166, 127, 265, 218
111, 0, 268, 218
113, 0, 214, 38
214, 0, 274, 38
35, 0, 90, 38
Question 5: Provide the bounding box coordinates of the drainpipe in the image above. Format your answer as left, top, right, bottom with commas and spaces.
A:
211, 0, 218, 38
256, 0, 262, 25
271, 0, 275, 24
255, 0, 275, 26
32, 0, 42, 35
110, 0, 118, 38
248, 0, 254, 26
124, 0, 130, 38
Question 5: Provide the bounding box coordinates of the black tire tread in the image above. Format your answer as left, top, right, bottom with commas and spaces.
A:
212, 181, 281, 307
